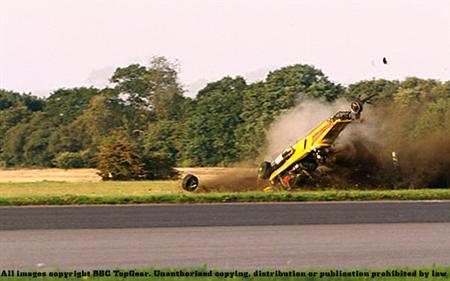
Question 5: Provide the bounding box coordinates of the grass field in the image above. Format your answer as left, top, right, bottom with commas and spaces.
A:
0, 167, 236, 197
0, 167, 242, 183
1, 266, 448, 280
0, 168, 101, 182
0, 180, 181, 197
0, 185, 448, 205
0, 168, 449, 206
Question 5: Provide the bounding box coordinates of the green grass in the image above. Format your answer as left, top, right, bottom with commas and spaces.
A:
1, 266, 449, 280
0, 182, 448, 206
0, 180, 181, 197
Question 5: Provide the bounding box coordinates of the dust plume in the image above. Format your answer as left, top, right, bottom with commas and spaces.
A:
332, 102, 450, 189
264, 99, 350, 159
199, 168, 265, 192
198, 97, 449, 191
264, 98, 450, 189
199, 99, 353, 191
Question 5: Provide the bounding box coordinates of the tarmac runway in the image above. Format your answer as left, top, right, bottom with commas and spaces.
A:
1, 201, 449, 269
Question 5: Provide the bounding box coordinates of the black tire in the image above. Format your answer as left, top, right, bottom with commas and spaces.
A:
258, 161, 272, 179
350, 99, 363, 114
181, 174, 199, 192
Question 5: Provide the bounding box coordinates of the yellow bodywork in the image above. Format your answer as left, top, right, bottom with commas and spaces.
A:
269, 116, 353, 181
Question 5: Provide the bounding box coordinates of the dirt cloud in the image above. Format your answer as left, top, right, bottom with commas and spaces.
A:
285, 99, 450, 189
199, 98, 449, 191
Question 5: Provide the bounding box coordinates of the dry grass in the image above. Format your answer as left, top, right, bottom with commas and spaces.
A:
0, 167, 252, 197
0, 169, 448, 205
0, 168, 101, 182
0, 167, 251, 183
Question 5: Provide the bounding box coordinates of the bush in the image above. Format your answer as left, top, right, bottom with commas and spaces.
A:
52, 151, 88, 169
96, 140, 179, 180
96, 141, 146, 180
142, 152, 179, 180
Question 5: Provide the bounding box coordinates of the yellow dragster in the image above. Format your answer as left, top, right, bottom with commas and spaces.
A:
258, 98, 369, 189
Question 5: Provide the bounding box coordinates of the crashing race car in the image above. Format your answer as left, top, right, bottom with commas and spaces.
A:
258, 96, 374, 189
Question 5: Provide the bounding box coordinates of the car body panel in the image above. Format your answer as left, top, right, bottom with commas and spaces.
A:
268, 115, 353, 181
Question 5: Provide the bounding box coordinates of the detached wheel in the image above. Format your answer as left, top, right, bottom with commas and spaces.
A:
258, 161, 272, 179
181, 174, 199, 192
350, 99, 363, 114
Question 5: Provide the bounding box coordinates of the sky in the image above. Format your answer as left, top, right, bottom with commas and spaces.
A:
1, 0, 449, 97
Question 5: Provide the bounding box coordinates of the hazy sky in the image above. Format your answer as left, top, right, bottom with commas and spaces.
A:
1, 0, 449, 97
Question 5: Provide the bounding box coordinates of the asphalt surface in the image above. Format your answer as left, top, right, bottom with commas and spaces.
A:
1, 201, 450, 230
1, 224, 449, 269
1, 202, 449, 269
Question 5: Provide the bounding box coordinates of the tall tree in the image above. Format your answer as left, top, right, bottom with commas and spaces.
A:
264, 64, 343, 107
110, 56, 186, 122
345, 79, 400, 104
182, 77, 247, 166
44, 87, 99, 125
235, 65, 344, 164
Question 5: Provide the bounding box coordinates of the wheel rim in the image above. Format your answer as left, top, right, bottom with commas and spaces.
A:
351, 100, 362, 114
184, 176, 198, 191
187, 178, 198, 190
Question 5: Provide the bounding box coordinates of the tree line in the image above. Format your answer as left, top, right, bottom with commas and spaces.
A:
1, 56, 448, 179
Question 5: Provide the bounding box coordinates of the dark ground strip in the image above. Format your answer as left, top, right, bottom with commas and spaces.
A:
1, 201, 449, 230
